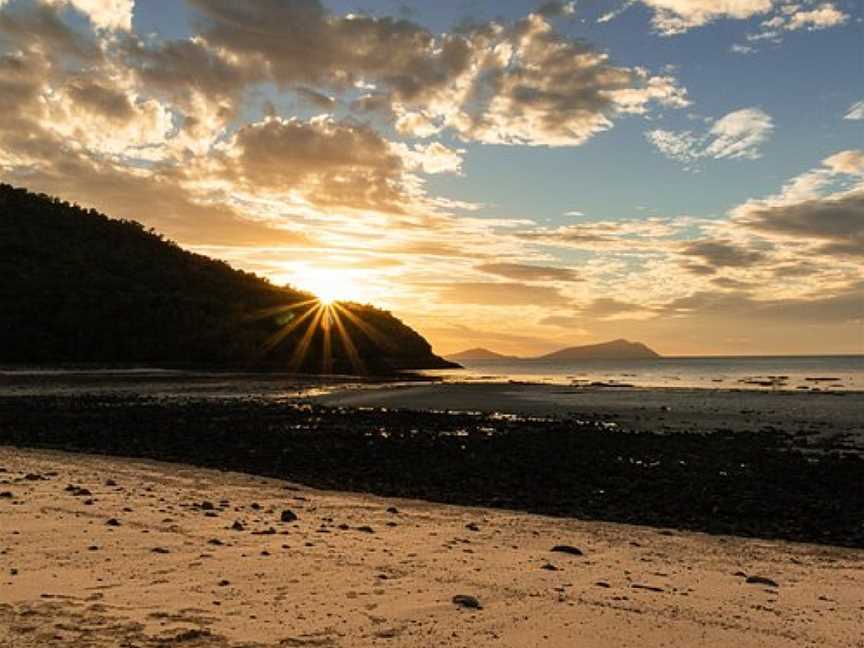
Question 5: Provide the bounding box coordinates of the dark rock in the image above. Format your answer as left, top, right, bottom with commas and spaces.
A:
386, 507, 399, 514
746, 575, 779, 587
595, 581, 611, 588
231, 520, 245, 531
105, 479, 117, 487
151, 547, 170, 554
208, 539, 224, 546
218, 580, 230, 586
541, 563, 559, 571
280, 509, 298, 523
200, 501, 215, 511
452, 594, 482, 610
357, 525, 375, 533
465, 523, 480, 532
106, 518, 121, 527
24, 473, 45, 481
632, 584, 664, 592
0, 491, 13, 499
551, 545, 583, 556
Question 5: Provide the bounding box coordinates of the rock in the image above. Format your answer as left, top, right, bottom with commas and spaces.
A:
24, 473, 45, 481
466, 523, 480, 532
632, 584, 664, 592
595, 581, 611, 588
0, 491, 13, 499
105, 518, 121, 527
250, 503, 261, 510
356, 525, 375, 533
280, 509, 298, 523
200, 501, 215, 511
152, 547, 171, 554
218, 580, 230, 587
386, 506, 399, 514
551, 545, 583, 556
87, 545, 99, 551
746, 575, 779, 587
231, 520, 245, 531
208, 539, 224, 546
541, 563, 559, 571
105, 479, 117, 487
452, 594, 482, 610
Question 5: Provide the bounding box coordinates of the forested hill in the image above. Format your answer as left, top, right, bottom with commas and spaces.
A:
0, 184, 456, 372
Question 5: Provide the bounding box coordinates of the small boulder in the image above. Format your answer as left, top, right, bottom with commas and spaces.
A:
452, 594, 482, 610
280, 509, 298, 523
745, 575, 779, 588
551, 545, 583, 556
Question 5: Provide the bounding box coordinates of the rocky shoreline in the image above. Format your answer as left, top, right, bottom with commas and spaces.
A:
1, 395, 862, 548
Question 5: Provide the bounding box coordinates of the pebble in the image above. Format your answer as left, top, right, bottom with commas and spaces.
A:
280, 509, 298, 523
551, 545, 583, 556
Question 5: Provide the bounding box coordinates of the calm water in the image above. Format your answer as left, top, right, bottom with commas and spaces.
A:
1, 356, 862, 397
425, 356, 864, 391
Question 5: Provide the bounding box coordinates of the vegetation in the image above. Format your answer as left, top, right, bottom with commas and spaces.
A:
0, 184, 455, 372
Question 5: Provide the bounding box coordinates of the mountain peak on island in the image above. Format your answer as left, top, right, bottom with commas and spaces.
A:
537, 339, 660, 361
446, 347, 519, 362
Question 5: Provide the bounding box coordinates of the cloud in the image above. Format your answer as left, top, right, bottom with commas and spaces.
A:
736, 190, 864, 257
185, 2, 688, 147
518, 217, 685, 251
678, 239, 769, 272
823, 150, 864, 176
622, 1, 848, 37
215, 116, 410, 212
634, 0, 774, 35
844, 100, 864, 121
647, 108, 773, 165
475, 263, 581, 282
434, 282, 568, 306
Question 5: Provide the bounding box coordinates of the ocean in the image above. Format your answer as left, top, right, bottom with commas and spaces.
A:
424, 355, 864, 391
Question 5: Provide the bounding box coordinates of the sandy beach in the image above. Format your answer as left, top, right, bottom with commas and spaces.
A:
2, 446, 863, 647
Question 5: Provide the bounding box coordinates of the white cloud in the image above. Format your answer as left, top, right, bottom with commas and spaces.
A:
844, 100, 864, 120
647, 108, 774, 166
635, 0, 774, 34
44, 0, 134, 30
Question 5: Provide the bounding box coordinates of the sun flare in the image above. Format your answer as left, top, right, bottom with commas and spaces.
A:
299, 268, 360, 305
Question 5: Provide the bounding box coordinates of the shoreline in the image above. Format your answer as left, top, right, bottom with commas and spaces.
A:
2, 392, 862, 548
2, 446, 863, 647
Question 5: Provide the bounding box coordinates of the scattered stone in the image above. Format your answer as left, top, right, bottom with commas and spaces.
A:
551, 545, 583, 556
152, 547, 171, 554
250, 503, 261, 510
465, 523, 480, 532
746, 575, 779, 588
251, 528, 276, 536
218, 580, 230, 587
200, 501, 215, 511
0, 491, 13, 499
337, 523, 350, 530
452, 594, 482, 610
87, 545, 99, 551
632, 584, 664, 593
386, 506, 399, 514
24, 473, 45, 481
105, 518, 121, 527
595, 581, 611, 588
541, 563, 559, 571
105, 479, 117, 487
357, 526, 375, 533
231, 520, 245, 532
280, 509, 298, 523
208, 539, 224, 546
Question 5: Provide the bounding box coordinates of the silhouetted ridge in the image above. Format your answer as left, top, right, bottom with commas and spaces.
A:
446, 348, 519, 362
0, 184, 456, 372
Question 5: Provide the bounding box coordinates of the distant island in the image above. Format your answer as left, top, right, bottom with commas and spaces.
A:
0, 184, 457, 373
447, 339, 661, 362
446, 347, 520, 362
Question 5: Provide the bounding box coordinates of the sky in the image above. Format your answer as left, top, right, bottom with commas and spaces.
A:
0, 0, 862, 356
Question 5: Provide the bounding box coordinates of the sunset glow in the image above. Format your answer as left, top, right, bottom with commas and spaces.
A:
0, 0, 860, 356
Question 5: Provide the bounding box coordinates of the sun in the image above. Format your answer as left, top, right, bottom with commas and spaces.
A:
300, 268, 359, 305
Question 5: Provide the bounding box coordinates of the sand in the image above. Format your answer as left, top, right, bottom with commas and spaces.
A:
314, 382, 864, 448
1, 446, 862, 647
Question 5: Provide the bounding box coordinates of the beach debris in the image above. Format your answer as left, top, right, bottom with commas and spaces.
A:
551, 545, 583, 556
452, 594, 482, 610
746, 575, 779, 588
280, 509, 298, 523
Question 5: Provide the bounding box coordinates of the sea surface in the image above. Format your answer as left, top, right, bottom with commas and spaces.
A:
0, 355, 862, 397
424, 355, 864, 391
